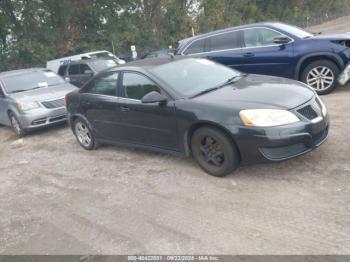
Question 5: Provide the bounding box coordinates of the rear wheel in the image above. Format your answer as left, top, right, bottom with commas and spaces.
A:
73, 118, 98, 150
301, 60, 339, 95
9, 112, 26, 137
190, 127, 240, 177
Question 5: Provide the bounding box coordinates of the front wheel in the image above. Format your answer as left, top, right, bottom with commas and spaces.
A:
190, 127, 240, 177
73, 118, 98, 150
9, 112, 26, 137
301, 60, 339, 95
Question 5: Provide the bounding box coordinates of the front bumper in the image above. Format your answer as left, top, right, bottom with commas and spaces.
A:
230, 113, 329, 165
17, 107, 68, 130
338, 63, 350, 85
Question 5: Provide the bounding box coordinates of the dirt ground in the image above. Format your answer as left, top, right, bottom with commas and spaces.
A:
0, 83, 349, 255
308, 15, 350, 33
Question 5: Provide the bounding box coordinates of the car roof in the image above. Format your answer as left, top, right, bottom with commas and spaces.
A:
109, 55, 189, 71
178, 22, 283, 47
0, 68, 48, 79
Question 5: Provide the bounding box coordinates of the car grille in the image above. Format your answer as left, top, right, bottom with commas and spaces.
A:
297, 99, 321, 120
41, 98, 65, 109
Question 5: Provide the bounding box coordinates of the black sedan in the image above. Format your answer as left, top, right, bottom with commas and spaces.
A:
65, 57, 329, 176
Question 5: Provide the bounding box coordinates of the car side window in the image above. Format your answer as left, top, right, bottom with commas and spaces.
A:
68, 64, 80, 75
80, 64, 91, 74
183, 38, 206, 55
243, 28, 284, 47
85, 72, 119, 96
58, 65, 67, 76
209, 31, 242, 51
122, 73, 160, 100
0, 85, 4, 97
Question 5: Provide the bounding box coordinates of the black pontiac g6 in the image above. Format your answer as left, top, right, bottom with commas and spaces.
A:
65, 57, 329, 176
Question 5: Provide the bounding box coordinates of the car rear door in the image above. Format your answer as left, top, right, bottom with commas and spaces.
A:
205, 30, 245, 71
239, 27, 295, 78
117, 71, 178, 150
79, 71, 122, 140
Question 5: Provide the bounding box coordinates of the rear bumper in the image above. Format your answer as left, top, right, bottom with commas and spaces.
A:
229, 114, 329, 165
17, 107, 68, 130
338, 63, 350, 85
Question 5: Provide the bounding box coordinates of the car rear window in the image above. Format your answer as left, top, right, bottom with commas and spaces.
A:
183, 38, 206, 55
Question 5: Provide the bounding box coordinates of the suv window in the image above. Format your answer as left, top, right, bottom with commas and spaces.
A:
85, 72, 118, 96
209, 31, 242, 51
183, 38, 206, 55
0, 85, 4, 97
243, 28, 284, 47
80, 64, 92, 74
122, 73, 160, 100
58, 65, 67, 76
68, 64, 80, 75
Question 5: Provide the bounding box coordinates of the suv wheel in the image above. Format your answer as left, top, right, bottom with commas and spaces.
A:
190, 127, 240, 177
301, 60, 339, 95
9, 112, 26, 137
73, 118, 98, 150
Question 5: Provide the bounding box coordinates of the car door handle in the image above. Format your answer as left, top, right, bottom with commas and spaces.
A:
243, 52, 255, 57
120, 106, 130, 112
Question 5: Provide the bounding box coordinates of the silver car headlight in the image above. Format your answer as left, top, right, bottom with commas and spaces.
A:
239, 109, 300, 127
17, 101, 40, 111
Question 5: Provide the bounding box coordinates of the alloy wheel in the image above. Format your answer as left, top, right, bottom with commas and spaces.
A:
306, 66, 334, 91
75, 121, 92, 147
11, 115, 21, 135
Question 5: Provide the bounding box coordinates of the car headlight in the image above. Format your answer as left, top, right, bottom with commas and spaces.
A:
239, 109, 300, 127
17, 101, 40, 111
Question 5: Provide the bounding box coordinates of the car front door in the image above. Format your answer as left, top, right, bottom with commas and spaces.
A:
79, 71, 122, 140
239, 27, 295, 78
117, 71, 178, 150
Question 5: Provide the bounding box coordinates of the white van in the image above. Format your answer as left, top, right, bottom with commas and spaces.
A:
46, 50, 125, 73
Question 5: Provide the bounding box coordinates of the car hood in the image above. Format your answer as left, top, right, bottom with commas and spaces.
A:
193, 74, 315, 110
308, 33, 350, 41
8, 83, 77, 102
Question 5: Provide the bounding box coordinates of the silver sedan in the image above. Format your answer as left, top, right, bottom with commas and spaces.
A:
0, 68, 77, 137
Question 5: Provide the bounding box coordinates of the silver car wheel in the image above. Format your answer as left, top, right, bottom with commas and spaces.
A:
11, 115, 21, 135
306, 66, 334, 91
75, 121, 92, 147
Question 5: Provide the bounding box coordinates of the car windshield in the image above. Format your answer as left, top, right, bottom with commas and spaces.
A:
3, 70, 65, 94
149, 58, 241, 97
90, 59, 117, 71
90, 52, 121, 61
275, 23, 313, 38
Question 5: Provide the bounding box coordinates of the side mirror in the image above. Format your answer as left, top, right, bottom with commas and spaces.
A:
141, 91, 167, 104
84, 69, 93, 76
273, 36, 291, 45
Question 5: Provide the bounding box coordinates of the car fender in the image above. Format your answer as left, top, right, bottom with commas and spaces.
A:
295, 52, 344, 79
68, 113, 94, 133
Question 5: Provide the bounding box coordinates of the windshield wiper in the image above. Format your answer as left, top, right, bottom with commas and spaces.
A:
191, 87, 221, 98
9, 86, 43, 94
191, 74, 246, 98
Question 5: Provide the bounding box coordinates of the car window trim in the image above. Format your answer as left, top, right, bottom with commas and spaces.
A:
119, 70, 172, 101
181, 26, 294, 56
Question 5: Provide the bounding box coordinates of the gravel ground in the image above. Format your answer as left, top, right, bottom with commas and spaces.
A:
308, 15, 350, 33
0, 84, 350, 255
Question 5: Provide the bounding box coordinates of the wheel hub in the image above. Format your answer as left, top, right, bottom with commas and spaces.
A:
199, 136, 224, 167
306, 66, 334, 91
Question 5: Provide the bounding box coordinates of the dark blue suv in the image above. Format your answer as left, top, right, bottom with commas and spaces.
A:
176, 22, 350, 94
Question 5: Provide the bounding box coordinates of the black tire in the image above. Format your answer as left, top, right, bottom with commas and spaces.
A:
190, 127, 240, 177
301, 60, 339, 95
9, 112, 26, 137
73, 117, 98, 150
